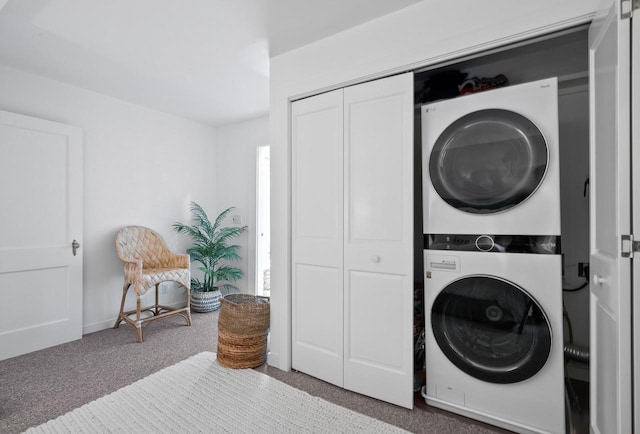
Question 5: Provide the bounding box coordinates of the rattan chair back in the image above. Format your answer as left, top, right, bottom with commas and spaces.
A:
116, 226, 175, 269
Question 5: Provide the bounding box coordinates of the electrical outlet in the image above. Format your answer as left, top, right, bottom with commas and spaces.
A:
578, 262, 589, 278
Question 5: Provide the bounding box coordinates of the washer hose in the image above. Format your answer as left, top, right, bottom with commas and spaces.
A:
564, 343, 589, 363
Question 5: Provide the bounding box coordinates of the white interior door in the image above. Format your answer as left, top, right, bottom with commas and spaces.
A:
343, 72, 414, 409
0, 110, 83, 361
589, 3, 633, 433
291, 89, 345, 387
632, 4, 640, 432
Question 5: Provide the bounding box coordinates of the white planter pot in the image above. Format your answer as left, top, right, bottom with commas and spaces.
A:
190, 289, 222, 313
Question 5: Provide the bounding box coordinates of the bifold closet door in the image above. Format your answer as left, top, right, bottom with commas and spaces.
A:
291, 73, 414, 408
343, 73, 414, 409
291, 89, 345, 387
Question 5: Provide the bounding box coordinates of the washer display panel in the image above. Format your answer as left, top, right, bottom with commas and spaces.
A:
431, 275, 552, 383
429, 109, 548, 214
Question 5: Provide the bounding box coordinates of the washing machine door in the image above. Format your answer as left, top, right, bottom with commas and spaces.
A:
431, 275, 552, 384
429, 109, 548, 214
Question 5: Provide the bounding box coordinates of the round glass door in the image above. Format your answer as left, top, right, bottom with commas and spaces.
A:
429, 109, 548, 214
431, 275, 552, 384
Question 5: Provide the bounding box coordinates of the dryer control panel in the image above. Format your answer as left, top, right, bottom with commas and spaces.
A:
425, 233, 560, 254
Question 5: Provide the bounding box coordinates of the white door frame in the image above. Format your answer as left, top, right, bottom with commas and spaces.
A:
256, 145, 270, 296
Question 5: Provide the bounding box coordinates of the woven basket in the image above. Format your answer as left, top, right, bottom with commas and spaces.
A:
190, 289, 221, 313
217, 294, 270, 369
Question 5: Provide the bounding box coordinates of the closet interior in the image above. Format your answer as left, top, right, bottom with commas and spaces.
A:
413, 25, 590, 432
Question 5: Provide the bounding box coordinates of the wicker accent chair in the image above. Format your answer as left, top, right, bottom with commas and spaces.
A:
114, 226, 192, 342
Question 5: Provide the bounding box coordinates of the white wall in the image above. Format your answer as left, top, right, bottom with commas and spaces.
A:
215, 116, 270, 295
0, 64, 218, 334
269, 0, 602, 370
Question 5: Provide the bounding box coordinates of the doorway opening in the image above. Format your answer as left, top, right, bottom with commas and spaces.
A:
256, 145, 271, 297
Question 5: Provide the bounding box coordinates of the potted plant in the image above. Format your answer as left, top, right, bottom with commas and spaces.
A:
173, 202, 247, 312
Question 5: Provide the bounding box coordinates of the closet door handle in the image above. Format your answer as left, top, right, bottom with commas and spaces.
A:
592, 274, 605, 286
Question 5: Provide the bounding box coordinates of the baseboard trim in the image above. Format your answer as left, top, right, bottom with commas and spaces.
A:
83, 319, 114, 335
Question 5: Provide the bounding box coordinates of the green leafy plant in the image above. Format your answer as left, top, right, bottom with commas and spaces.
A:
173, 202, 247, 293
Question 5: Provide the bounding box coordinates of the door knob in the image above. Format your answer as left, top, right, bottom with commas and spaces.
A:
72, 239, 80, 256
371, 255, 380, 263
592, 274, 605, 286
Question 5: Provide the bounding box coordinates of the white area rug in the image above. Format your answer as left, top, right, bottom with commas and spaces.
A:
25, 352, 408, 433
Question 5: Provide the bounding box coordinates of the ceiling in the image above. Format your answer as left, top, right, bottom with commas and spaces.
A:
0, 0, 420, 127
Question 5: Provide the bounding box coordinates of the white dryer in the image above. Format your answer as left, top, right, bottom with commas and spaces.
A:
423, 247, 565, 434
422, 77, 560, 237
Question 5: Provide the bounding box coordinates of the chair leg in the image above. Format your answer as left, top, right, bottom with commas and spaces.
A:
113, 282, 129, 328
185, 286, 192, 327
155, 283, 160, 315
135, 293, 144, 343
135, 324, 143, 343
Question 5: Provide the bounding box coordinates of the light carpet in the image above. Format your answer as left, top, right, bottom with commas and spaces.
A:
24, 352, 408, 433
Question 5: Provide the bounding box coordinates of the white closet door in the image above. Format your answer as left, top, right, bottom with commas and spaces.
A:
291, 89, 345, 386
343, 72, 414, 409
589, 3, 632, 434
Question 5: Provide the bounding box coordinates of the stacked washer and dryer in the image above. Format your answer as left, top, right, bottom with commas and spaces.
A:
421, 78, 566, 434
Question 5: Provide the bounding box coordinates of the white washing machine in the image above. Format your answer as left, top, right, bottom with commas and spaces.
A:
422, 77, 560, 237
423, 247, 565, 434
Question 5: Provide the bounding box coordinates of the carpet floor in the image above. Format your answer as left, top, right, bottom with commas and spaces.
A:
0, 310, 507, 434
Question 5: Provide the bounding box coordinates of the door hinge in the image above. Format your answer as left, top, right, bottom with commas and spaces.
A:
621, 234, 640, 257
622, 0, 634, 19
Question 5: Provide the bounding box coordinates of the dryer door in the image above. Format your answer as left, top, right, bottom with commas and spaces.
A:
431, 275, 552, 384
429, 109, 548, 214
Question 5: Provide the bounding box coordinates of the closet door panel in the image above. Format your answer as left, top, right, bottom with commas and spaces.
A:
343, 72, 414, 409
346, 271, 409, 367
291, 89, 344, 387
347, 95, 404, 243
293, 263, 343, 385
